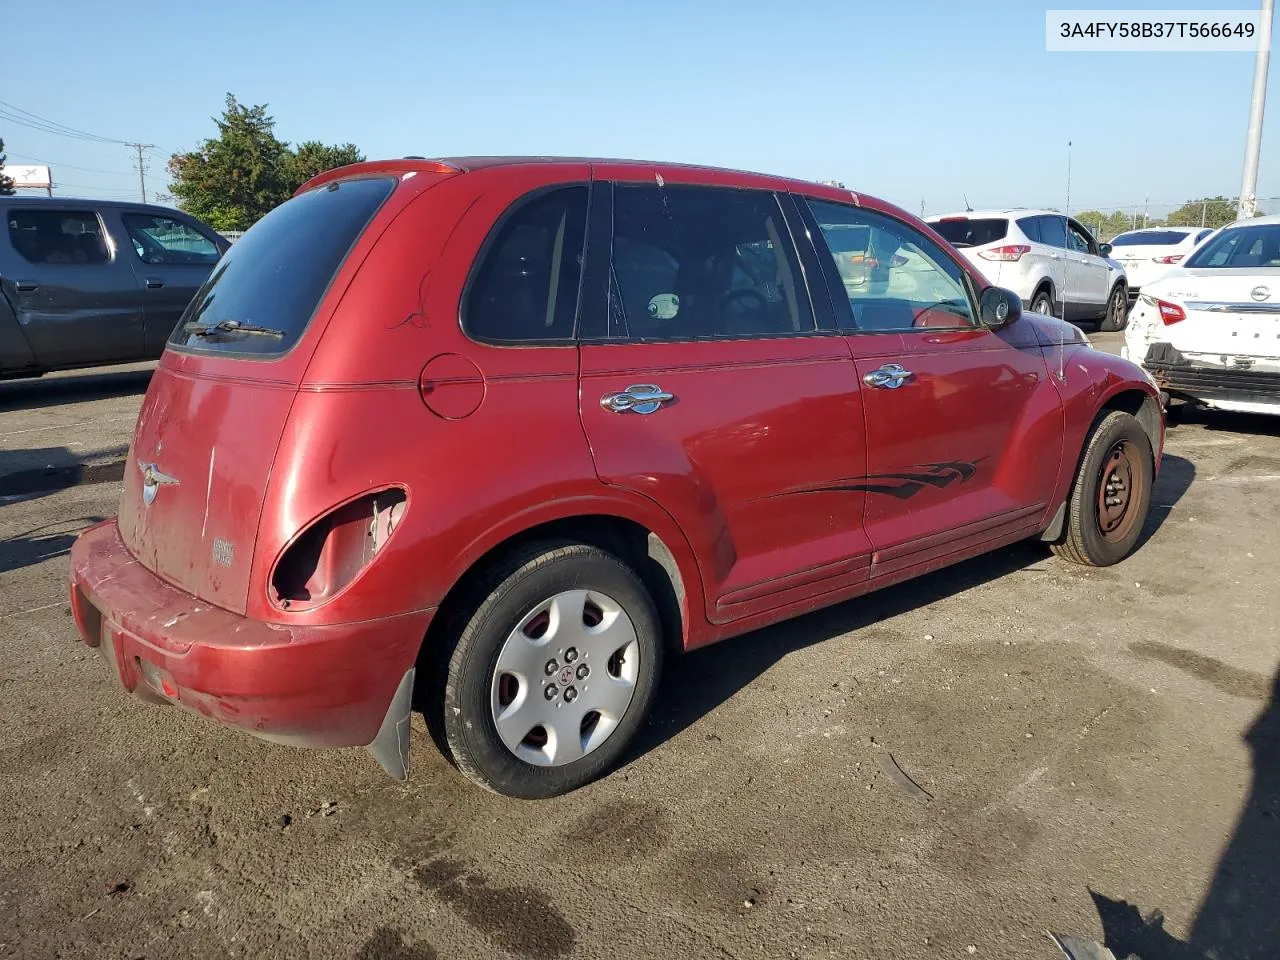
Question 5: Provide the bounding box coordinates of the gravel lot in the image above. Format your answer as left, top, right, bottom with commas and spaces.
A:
3, 336, 1279, 960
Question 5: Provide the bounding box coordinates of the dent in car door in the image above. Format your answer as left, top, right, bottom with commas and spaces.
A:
1, 207, 145, 368
113, 210, 226, 355
802, 197, 1064, 576
577, 176, 873, 625
1033, 215, 1070, 314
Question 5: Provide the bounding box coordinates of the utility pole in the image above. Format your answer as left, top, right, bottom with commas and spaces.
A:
1239, 0, 1274, 219
126, 142, 154, 203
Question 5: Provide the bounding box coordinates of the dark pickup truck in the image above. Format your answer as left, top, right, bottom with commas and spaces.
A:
0, 197, 228, 378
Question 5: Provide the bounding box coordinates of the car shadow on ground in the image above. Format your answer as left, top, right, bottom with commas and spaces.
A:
1170, 403, 1280, 440
636, 452, 1195, 761
0, 446, 128, 500
0, 366, 153, 413
0, 516, 105, 575
1062, 669, 1280, 960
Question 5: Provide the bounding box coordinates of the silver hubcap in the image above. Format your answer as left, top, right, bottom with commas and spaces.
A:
490, 589, 640, 766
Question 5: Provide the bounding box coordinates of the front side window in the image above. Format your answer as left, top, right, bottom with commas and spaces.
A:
1185, 224, 1280, 268
608, 184, 810, 340
464, 186, 588, 343
6, 209, 109, 265
123, 213, 221, 265
808, 199, 976, 331
1037, 215, 1067, 249
1066, 221, 1094, 254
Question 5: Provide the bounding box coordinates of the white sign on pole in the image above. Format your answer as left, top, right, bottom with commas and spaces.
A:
6, 165, 52, 188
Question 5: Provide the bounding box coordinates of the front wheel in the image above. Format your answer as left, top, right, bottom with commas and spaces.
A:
439, 542, 663, 798
1051, 410, 1154, 566
1098, 284, 1128, 332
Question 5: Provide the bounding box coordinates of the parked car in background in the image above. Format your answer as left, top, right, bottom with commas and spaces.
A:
0, 197, 227, 379
70, 158, 1163, 799
927, 209, 1129, 331
1123, 214, 1280, 416
1108, 226, 1216, 304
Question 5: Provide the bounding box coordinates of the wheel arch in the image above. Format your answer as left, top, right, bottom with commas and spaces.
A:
1098, 386, 1163, 461
426, 502, 702, 664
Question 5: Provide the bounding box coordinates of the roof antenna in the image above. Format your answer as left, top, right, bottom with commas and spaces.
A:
963, 193, 973, 212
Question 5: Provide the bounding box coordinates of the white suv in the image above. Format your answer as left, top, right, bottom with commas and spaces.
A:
927, 209, 1130, 331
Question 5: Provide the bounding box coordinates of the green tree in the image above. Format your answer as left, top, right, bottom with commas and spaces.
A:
167, 94, 364, 232
0, 139, 15, 196
1165, 196, 1256, 229
289, 141, 364, 187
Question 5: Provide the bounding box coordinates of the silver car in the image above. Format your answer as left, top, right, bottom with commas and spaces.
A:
0, 197, 227, 378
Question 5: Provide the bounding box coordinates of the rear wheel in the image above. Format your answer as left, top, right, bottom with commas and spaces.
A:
1098, 283, 1128, 332
1029, 288, 1055, 317
1051, 410, 1154, 566
438, 542, 663, 798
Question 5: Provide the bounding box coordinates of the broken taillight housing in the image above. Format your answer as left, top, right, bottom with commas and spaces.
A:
270, 488, 407, 610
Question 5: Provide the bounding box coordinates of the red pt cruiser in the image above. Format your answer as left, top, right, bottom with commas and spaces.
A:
69, 158, 1164, 798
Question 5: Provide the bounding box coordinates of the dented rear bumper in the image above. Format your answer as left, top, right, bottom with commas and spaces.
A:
69, 519, 433, 751
1145, 342, 1280, 413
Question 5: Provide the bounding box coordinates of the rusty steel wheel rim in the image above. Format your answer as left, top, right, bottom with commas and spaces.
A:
1096, 440, 1141, 542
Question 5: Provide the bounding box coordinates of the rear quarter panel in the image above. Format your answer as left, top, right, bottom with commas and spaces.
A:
0, 276, 37, 372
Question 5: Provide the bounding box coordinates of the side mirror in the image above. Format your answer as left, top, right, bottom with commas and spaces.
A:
1099, 242, 1113, 257
979, 286, 1022, 330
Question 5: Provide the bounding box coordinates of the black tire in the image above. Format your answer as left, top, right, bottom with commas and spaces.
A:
1051, 410, 1154, 566
437, 542, 663, 798
1029, 288, 1055, 317
1098, 283, 1128, 332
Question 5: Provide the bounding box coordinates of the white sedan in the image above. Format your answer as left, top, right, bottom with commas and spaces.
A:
1123, 214, 1280, 416
1109, 226, 1216, 303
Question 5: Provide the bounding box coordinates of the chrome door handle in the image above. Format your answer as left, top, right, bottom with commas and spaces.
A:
600, 384, 675, 414
863, 364, 912, 389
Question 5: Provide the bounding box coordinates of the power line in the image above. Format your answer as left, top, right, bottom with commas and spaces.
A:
0, 99, 130, 144
7, 151, 133, 177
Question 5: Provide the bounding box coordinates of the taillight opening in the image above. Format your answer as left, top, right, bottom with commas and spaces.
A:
271, 488, 407, 610
978, 244, 1031, 262
1153, 254, 1184, 264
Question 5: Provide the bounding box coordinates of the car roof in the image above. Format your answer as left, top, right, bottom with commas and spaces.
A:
303, 156, 882, 205
1221, 212, 1280, 229
0, 195, 191, 215
927, 209, 1063, 220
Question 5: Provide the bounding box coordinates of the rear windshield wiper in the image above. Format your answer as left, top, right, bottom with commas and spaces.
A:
183, 319, 285, 338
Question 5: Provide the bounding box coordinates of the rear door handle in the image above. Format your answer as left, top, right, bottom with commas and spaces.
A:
14, 281, 37, 292
145, 278, 165, 289
600, 384, 675, 414
863, 363, 913, 389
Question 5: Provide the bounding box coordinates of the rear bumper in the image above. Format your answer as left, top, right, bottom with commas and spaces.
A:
1145, 343, 1280, 412
69, 519, 434, 749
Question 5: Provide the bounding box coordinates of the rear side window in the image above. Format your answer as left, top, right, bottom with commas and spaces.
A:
1037, 215, 1067, 249
1111, 230, 1189, 246
123, 213, 221, 265
608, 184, 811, 340
169, 177, 394, 356
1016, 217, 1042, 243
6, 209, 109, 265
464, 186, 588, 343
929, 217, 1007, 248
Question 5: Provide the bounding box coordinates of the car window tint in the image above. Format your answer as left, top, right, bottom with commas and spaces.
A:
170, 176, 395, 356
6, 209, 109, 265
1186, 224, 1280, 268
465, 186, 587, 342
1038, 215, 1067, 249
808, 199, 976, 331
122, 214, 221, 265
929, 217, 1008, 248
609, 184, 810, 340
1017, 216, 1042, 243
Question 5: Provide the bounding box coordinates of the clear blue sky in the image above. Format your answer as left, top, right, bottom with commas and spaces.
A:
1, 0, 1275, 218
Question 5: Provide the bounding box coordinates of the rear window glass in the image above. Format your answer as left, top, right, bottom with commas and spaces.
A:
168, 177, 394, 355
7, 209, 109, 264
1112, 230, 1189, 247
929, 218, 1007, 248
1185, 224, 1280, 268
